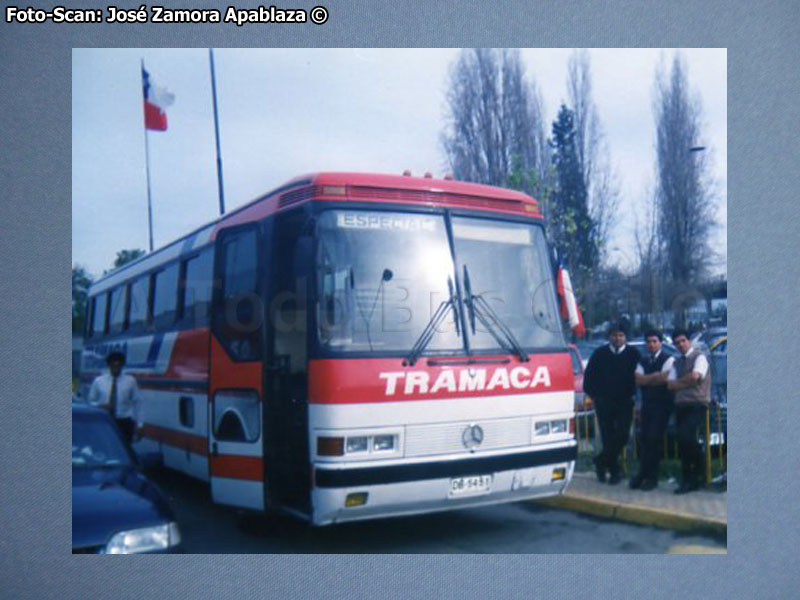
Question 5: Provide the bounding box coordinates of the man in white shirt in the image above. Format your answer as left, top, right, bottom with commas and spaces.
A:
630, 329, 675, 491
88, 351, 142, 445
667, 329, 712, 494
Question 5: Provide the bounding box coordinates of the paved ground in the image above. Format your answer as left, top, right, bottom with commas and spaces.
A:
570, 472, 726, 520
149, 469, 726, 553
538, 472, 726, 534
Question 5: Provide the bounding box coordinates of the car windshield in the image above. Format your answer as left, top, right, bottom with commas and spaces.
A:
72, 413, 132, 468
315, 209, 563, 354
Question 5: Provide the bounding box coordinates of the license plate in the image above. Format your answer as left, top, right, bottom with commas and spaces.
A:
449, 474, 492, 498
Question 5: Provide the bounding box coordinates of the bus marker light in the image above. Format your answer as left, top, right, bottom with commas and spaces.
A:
321, 185, 346, 196
551, 468, 566, 481
345, 492, 368, 507
317, 436, 345, 456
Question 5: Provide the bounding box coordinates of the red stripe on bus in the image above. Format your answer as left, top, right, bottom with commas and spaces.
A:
163, 328, 209, 379
209, 335, 263, 397
308, 354, 574, 404
209, 455, 264, 481
140, 423, 208, 456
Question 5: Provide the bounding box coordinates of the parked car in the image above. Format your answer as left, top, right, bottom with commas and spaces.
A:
569, 344, 593, 414
708, 334, 727, 443
691, 327, 726, 351
709, 335, 727, 354
72, 402, 181, 553
575, 339, 605, 369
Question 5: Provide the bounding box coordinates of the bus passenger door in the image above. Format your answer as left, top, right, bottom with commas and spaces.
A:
208, 224, 266, 511
264, 210, 311, 515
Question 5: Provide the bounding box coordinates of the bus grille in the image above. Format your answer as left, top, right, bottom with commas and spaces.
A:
279, 186, 315, 208
404, 417, 532, 457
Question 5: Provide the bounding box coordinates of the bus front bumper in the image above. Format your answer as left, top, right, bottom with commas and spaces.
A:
311, 443, 576, 526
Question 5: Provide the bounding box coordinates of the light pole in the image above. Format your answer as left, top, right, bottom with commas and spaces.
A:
681, 145, 707, 329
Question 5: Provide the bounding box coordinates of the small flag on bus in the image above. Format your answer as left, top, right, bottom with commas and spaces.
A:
141, 66, 174, 131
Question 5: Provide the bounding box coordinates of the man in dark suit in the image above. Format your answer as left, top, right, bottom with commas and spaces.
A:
583, 322, 641, 484
631, 329, 675, 491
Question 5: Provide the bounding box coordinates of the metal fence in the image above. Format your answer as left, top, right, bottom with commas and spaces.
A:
575, 402, 726, 485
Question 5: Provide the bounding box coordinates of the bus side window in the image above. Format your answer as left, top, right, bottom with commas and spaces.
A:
217, 229, 261, 361
152, 263, 179, 330
108, 285, 127, 336
90, 293, 108, 338
128, 275, 150, 334
181, 247, 213, 328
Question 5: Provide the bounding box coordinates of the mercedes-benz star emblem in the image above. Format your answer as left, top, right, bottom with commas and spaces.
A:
462, 424, 484, 450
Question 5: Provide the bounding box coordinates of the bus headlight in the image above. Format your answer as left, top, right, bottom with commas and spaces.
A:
317, 430, 401, 458
372, 435, 395, 452
346, 436, 369, 453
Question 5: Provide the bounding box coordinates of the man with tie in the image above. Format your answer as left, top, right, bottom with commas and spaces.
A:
630, 329, 675, 491
88, 351, 142, 445
583, 322, 641, 484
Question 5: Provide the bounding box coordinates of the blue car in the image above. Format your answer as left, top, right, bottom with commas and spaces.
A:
72, 402, 181, 553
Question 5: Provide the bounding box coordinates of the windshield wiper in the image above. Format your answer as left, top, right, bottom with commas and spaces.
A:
462, 265, 529, 362
404, 276, 460, 366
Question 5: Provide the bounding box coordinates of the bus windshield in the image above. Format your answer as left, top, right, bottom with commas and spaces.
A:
451, 216, 563, 350
315, 209, 563, 355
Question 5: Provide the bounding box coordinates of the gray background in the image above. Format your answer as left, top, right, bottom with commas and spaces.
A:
1, 0, 797, 597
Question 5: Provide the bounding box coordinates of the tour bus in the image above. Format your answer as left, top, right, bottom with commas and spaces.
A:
81, 172, 577, 525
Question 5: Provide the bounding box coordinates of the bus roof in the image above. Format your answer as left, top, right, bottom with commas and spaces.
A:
88, 172, 539, 294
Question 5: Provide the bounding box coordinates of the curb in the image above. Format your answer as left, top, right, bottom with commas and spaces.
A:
535, 493, 727, 536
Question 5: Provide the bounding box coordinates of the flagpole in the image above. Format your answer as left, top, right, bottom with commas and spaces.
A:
209, 48, 226, 215
142, 59, 155, 252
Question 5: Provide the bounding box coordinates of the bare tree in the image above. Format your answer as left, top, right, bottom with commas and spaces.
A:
442, 49, 548, 200
653, 53, 716, 292
567, 49, 619, 264
633, 187, 665, 327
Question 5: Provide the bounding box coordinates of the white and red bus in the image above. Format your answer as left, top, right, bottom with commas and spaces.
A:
81, 172, 576, 525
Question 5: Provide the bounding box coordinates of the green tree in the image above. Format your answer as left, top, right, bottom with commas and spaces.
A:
113, 248, 146, 269
549, 104, 598, 294
72, 265, 93, 334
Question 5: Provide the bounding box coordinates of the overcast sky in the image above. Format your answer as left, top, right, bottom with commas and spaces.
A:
72, 48, 726, 278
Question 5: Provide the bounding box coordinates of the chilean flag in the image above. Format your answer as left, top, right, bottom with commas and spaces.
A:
557, 266, 586, 338
142, 66, 174, 131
